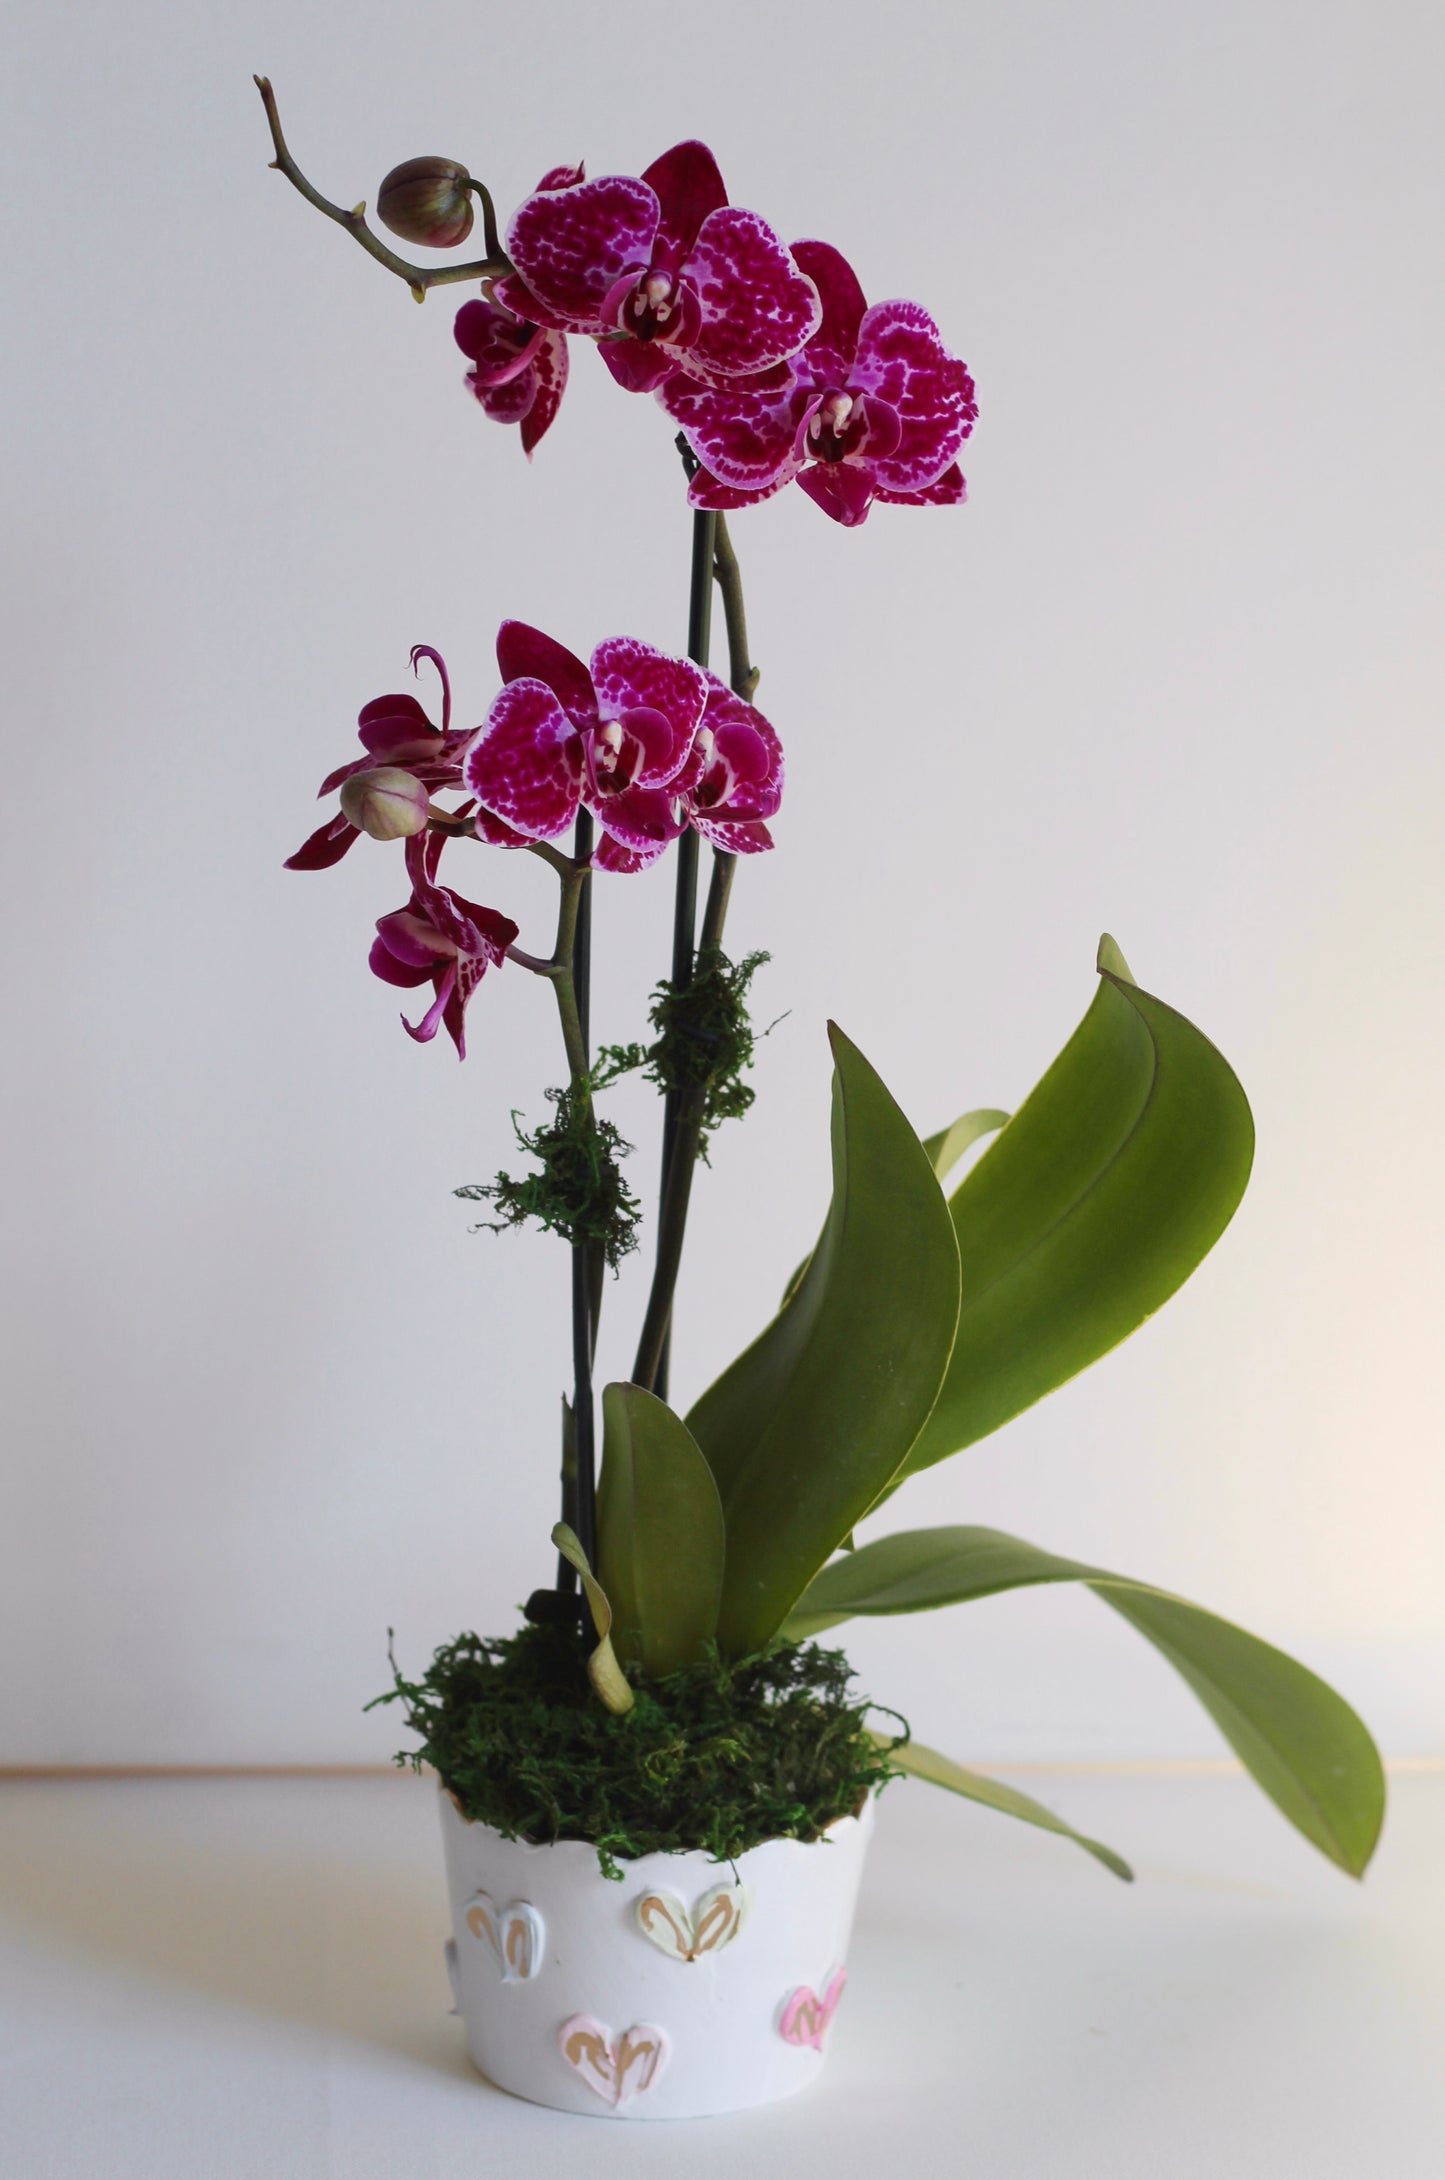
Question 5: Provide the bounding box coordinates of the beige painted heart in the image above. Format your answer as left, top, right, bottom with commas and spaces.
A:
463, 1889, 544, 1983
634, 1882, 747, 1962
558, 2014, 670, 2107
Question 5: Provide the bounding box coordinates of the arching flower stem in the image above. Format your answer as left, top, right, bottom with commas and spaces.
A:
254, 76, 511, 302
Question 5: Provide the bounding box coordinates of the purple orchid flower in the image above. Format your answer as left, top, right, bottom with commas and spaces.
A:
462, 621, 708, 869
284, 648, 470, 870
494, 142, 821, 396
369, 831, 519, 1059
451, 162, 581, 455
664, 240, 977, 528
593, 670, 784, 872
676, 670, 784, 851
454, 296, 568, 457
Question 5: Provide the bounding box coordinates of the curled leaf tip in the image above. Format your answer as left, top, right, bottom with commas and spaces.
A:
1096, 932, 1136, 983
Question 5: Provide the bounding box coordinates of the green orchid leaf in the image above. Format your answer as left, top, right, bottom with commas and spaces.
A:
551, 1521, 634, 1716
872, 1732, 1132, 1880
903, 936, 1254, 1475
687, 1024, 962, 1657
596, 1383, 725, 1674
780, 1106, 1008, 1312
920, 1107, 1010, 1184
789, 1527, 1385, 1876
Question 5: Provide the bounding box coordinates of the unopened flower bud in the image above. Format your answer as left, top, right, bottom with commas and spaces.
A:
340, 767, 431, 841
377, 158, 475, 248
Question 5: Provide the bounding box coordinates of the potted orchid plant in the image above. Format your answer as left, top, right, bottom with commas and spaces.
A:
258, 79, 1385, 2120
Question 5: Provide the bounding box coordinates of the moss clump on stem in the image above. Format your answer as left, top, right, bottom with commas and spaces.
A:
594, 946, 771, 1162
371, 1623, 900, 1877
455, 1087, 640, 1269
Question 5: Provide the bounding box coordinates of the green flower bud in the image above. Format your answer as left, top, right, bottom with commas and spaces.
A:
376, 157, 475, 248
339, 767, 431, 841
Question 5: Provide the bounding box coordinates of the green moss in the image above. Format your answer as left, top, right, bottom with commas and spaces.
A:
593, 947, 772, 1160
371, 1622, 900, 1877
455, 1088, 640, 1269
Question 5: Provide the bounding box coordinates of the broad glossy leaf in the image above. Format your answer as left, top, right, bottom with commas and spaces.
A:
687, 1025, 961, 1656
872, 1733, 1132, 1880
921, 1107, 1009, 1183
551, 1521, 634, 1715
782, 1107, 1007, 1310
596, 1383, 725, 1673
904, 936, 1254, 1474
789, 1527, 1385, 1876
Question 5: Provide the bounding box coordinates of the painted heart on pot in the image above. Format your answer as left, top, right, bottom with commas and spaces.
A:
463, 1889, 545, 1982
558, 2014, 670, 2107
634, 1882, 748, 1962
779, 1966, 847, 2051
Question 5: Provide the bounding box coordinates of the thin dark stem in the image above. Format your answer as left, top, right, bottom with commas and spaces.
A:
700, 847, 736, 953
570, 811, 597, 1562
712, 513, 760, 700
564, 808, 598, 1577
641, 509, 715, 1399
631, 1096, 706, 1397
255, 76, 510, 302
687, 506, 718, 686
626, 863, 737, 1394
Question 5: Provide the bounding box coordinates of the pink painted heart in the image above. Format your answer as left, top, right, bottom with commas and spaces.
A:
558, 2014, 670, 2107
779, 1966, 847, 2052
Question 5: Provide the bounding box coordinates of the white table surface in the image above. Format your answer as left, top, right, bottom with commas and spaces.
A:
2, 1770, 1440, 2177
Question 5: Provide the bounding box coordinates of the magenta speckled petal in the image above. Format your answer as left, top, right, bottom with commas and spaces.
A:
463, 678, 580, 839
591, 638, 707, 759
402, 963, 456, 1047
684, 207, 821, 377
593, 830, 655, 874
851, 299, 978, 492
369, 934, 432, 988
507, 173, 659, 335
590, 783, 683, 851
520, 331, 568, 455
599, 335, 682, 395
694, 814, 774, 852
642, 140, 729, 274
874, 461, 968, 507
285, 811, 356, 871
473, 805, 532, 847
664, 363, 802, 489
796, 461, 876, 526
453, 299, 544, 386
318, 754, 367, 795
496, 621, 596, 731
356, 698, 445, 767
374, 906, 451, 969
857, 395, 902, 462
790, 239, 867, 368
604, 704, 682, 788
686, 467, 785, 511
489, 269, 562, 329
473, 371, 535, 425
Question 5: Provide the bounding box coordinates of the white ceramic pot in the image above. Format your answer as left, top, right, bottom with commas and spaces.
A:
437, 1785, 876, 2118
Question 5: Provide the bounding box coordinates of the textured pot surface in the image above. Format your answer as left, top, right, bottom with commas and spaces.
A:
437, 1785, 876, 2119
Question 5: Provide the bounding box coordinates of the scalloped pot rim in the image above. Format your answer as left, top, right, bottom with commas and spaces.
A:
437, 1783, 877, 2118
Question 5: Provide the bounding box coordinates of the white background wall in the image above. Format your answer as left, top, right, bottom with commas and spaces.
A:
2, 0, 1440, 1771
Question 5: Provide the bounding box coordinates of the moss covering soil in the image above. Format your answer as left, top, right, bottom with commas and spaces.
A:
372, 1622, 902, 1878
